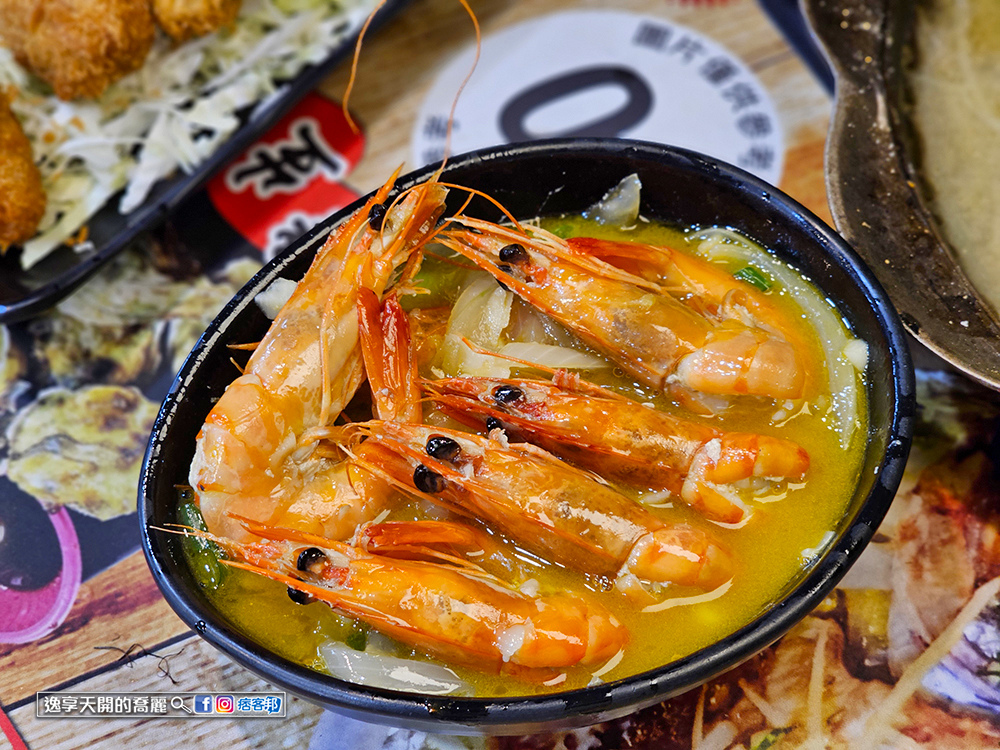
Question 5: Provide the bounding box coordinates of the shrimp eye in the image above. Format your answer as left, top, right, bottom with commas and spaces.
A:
287, 585, 314, 605
414, 464, 446, 494
492, 384, 524, 404
486, 417, 504, 432
426, 436, 461, 462
296, 547, 327, 573
499, 243, 529, 263
368, 203, 387, 230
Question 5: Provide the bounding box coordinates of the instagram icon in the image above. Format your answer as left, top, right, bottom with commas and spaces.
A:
215, 695, 235, 714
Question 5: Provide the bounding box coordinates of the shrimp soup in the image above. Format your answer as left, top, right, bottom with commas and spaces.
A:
180, 202, 869, 699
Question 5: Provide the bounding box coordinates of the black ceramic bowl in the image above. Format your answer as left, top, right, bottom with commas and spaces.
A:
139, 139, 914, 735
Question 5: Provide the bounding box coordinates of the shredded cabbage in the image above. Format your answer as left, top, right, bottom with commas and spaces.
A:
497, 342, 610, 371
0, 0, 373, 269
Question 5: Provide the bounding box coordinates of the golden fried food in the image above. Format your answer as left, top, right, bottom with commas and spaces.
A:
152, 0, 242, 42
0, 0, 156, 100
0, 95, 45, 249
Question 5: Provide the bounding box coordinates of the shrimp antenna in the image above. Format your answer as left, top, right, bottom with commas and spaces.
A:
444, 337, 627, 401
430, 0, 482, 182
342, 0, 389, 133
436, 183, 527, 231
343, 0, 482, 164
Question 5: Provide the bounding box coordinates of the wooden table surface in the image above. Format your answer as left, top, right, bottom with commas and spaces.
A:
5, 1, 973, 748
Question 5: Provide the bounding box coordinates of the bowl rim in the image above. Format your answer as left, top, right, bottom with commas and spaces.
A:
139, 136, 915, 733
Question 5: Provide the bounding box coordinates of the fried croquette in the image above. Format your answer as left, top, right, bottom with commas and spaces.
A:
0, 0, 156, 100
0, 94, 45, 250
152, 0, 242, 42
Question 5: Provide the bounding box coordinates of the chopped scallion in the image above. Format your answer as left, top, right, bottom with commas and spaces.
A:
548, 222, 574, 239
177, 500, 226, 590
749, 727, 793, 750
345, 621, 370, 652
734, 265, 771, 291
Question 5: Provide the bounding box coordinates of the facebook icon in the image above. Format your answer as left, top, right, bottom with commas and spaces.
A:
193, 695, 215, 714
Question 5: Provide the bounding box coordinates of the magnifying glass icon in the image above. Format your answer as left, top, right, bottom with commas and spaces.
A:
170, 696, 193, 714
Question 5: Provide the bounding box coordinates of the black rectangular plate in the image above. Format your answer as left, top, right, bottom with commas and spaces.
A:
0, 0, 410, 324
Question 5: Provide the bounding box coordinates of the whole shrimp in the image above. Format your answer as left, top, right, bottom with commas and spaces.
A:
189, 171, 446, 543
209, 522, 628, 673
425, 372, 810, 524
437, 219, 810, 400
351, 421, 733, 592
357, 519, 528, 582
564, 236, 825, 398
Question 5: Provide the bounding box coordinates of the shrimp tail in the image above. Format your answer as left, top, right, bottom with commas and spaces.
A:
624, 526, 733, 591
678, 433, 809, 524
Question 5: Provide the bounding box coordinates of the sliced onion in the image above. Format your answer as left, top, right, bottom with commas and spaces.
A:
444, 274, 512, 347
497, 342, 611, 371
438, 334, 512, 378
319, 642, 470, 696
699, 722, 739, 750
254, 277, 298, 320
439, 272, 614, 377
439, 273, 515, 377
843, 339, 869, 371
586, 173, 642, 227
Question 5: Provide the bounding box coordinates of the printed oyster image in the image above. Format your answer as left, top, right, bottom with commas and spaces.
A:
4, 385, 160, 520
29, 246, 260, 387
0, 226, 260, 520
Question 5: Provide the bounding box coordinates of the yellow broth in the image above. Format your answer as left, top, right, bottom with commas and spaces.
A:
197, 215, 867, 697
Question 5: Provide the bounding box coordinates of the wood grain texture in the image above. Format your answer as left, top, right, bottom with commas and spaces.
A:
7, 635, 325, 750
0, 552, 190, 707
